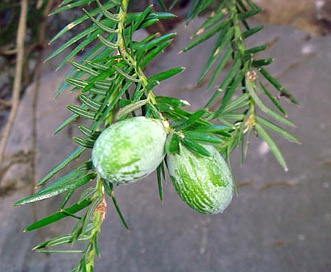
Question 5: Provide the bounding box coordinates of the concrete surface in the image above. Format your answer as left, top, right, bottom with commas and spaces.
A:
1, 18, 331, 272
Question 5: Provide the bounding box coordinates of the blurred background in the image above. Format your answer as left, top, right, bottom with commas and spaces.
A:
0, 0, 331, 271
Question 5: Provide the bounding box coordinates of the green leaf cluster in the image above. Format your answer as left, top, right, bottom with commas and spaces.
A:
14, 1, 298, 271
176, 0, 299, 169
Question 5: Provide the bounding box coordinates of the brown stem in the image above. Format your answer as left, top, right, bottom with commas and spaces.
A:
0, 0, 28, 163
0, 98, 12, 108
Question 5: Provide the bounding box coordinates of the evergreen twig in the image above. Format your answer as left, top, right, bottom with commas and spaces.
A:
13, 1, 298, 271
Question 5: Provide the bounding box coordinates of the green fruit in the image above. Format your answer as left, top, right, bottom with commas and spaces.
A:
167, 144, 234, 214
92, 116, 167, 185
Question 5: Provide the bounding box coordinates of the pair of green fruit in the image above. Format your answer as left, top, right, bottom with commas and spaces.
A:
92, 116, 234, 214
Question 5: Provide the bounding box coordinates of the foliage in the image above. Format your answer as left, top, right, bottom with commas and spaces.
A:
14, 0, 298, 271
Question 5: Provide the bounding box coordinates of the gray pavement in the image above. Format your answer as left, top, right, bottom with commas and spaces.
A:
1, 19, 331, 272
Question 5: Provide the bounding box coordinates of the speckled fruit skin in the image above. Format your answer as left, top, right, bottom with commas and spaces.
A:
92, 117, 167, 185
167, 144, 234, 214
